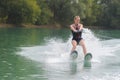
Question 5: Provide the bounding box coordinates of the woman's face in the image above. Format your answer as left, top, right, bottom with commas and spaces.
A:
74, 17, 80, 24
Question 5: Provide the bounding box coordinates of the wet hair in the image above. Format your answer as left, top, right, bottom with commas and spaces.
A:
74, 16, 80, 20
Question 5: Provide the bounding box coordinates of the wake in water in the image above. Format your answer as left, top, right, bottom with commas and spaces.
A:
16, 28, 120, 80
17, 28, 119, 64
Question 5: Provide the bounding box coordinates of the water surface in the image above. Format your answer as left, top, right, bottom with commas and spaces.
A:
0, 28, 120, 80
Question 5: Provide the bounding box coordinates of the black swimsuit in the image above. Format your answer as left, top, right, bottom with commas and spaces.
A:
71, 24, 83, 45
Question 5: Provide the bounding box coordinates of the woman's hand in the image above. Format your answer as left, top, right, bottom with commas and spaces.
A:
75, 29, 83, 33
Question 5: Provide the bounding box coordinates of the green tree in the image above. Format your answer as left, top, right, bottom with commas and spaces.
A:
97, 0, 120, 28
109, 0, 120, 28
48, 0, 75, 26
0, 0, 8, 23
35, 0, 53, 25
48, 0, 87, 26
48, 0, 102, 27
7, 0, 41, 24
82, 0, 102, 26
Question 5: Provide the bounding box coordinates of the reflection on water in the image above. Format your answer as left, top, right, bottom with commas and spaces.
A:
84, 61, 92, 68
70, 61, 78, 75
0, 28, 120, 80
0, 28, 70, 80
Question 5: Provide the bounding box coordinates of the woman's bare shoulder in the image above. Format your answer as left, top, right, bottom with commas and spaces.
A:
79, 23, 83, 26
70, 24, 75, 26
79, 23, 83, 27
70, 24, 75, 27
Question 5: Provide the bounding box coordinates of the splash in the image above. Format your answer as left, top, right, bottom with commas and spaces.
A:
17, 28, 118, 64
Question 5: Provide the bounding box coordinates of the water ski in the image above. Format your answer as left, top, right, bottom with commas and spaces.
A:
70, 50, 78, 59
84, 53, 92, 67
84, 53, 92, 61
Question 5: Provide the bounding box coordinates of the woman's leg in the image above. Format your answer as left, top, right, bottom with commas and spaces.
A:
71, 40, 77, 52
79, 39, 87, 55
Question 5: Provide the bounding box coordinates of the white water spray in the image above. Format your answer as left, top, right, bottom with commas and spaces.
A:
17, 28, 116, 63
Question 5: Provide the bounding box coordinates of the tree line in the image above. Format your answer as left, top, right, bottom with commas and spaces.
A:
0, 0, 119, 28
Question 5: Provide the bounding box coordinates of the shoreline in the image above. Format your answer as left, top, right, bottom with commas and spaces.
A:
0, 24, 62, 28
0, 23, 118, 29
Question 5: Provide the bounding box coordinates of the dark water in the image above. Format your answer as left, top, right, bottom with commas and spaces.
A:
0, 28, 120, 80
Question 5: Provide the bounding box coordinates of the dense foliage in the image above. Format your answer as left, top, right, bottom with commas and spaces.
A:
0, 0, 119, 28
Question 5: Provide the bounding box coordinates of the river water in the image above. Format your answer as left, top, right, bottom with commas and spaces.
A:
0, 28, 120, 80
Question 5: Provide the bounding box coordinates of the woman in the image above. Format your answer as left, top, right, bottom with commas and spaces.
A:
70, 16, 87, 56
